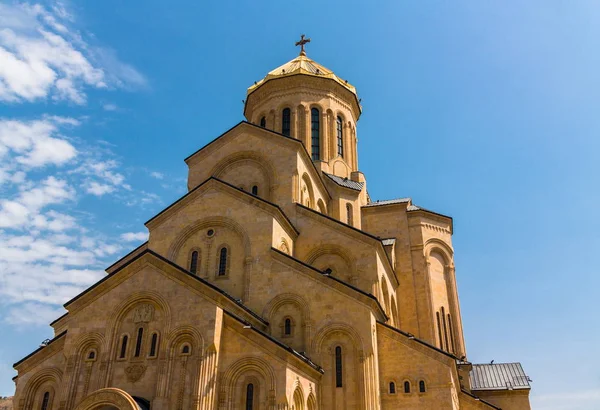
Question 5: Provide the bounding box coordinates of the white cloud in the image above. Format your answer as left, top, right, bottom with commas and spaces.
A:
5, 302, 66, 327
120, 231, 148, 242
84, 181, 115, 196
150, 171, 164, 180
0, 2, 146, 104
103, 103, 117, 111
0, 116, 78, 168
0, 176, 75, 229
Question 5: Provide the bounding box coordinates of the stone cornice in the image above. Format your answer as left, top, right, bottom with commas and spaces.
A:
184, 121, 332, 200
271, 248, 388, 322
145, 177, 299, 240
63, 250, 268, 329
223, 311, 324, 377
296, 204, 399, 288
13, 330, 66, 372
245, 74, 361, 121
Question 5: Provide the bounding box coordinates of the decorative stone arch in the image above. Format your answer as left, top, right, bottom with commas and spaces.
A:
300, 173, 315, 209
292, 382, 305, 410
210, 151, 276, 200
279, 238, 291, 255
263, 293, 311, 350
105, 291, 171, 374
255, 111, 268, 126
166, 216, 251, 262
423, 238, 454, 266
311, 322, 364, 355
22, 368, 62, 409
305, 245, 356, 284
307, 392, 317, 410
165, 325, 204, 358
331, 159, 350, 178
222, 357, 276, 410
390, 295, 399, 328
72, 331, 107, 359
316, 198, 327, 215
380, 276, 389, 313
73, 388, 139, 410
312, 323, 366, 409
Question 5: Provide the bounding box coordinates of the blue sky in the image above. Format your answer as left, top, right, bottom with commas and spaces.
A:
0, 1, 598, 408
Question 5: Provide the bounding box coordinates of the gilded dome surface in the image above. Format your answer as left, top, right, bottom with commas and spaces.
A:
247, 54, 358, 96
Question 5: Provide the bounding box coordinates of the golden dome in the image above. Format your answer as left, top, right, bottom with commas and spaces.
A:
247, 54, 358, 96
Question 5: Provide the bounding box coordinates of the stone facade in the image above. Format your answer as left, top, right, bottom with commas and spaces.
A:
11, 48, 531, 409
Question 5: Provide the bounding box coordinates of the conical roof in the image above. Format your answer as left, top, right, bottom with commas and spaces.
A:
247, 54, 357, 96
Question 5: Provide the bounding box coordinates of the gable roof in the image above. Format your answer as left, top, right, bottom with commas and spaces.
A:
363, 198, 411, 208
271, 248, 388, 322
144, 176, 298, 238
377, 321, 464, 362
183, 121, 332, 200
13, 330, 67, 368
460, 389, 502, 410
323, 172, 364, 191
223, 311, 323, 375
296, 203, 398, 288
63, 249, 267, 327
470, 363, 531, 391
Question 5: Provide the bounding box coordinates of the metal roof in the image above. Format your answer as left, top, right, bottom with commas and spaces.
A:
323, 172, 364, 191
470, 363, 531, 391
381, 238, 396, 246
247, 54, 357, 96
363, 198, 411, 208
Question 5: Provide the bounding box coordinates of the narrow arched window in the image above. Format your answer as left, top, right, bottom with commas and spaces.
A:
251, 185, 258, 196
87, 350, 95, 360
284, 318, 291, 335
346, 203, 353, 226
441, 306, 449, 351
389, 382, 396, 394
182, 344, 190, 354
218, 247, 227, 276
245, 383, 254, 410
419, 380, 426, 393
119, 335, 128, 359
149, 333, 158, 357
282, 108, 291, 136
134, 327, 143, 357
41, 392, 50, 410
337, 116, 344, 157
260, 116, 266, 128
335, 345, 343, 387
448, 314, 456, 353
190, 250, 199, 274
404, 381, 411, 393
311, 108, 320, 160
436, 311, 443, 349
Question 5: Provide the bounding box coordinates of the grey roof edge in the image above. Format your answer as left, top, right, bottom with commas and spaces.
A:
322, 172, 364, 191
362, 197, 411, 208
470, 362, 531, 391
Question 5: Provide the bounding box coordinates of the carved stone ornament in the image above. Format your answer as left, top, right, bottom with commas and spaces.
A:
125, 364, 147, 382
133, 303, 154, 323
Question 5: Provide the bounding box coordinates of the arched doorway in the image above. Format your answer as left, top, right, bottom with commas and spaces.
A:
73, 388, 140, 410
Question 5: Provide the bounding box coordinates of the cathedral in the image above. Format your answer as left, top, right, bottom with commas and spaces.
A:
11, 38, 532, 410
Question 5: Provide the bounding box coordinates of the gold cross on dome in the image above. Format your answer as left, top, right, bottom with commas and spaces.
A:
295, 34, 311, 56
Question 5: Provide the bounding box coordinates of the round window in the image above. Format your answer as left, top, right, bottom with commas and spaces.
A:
207, 229, 215, 237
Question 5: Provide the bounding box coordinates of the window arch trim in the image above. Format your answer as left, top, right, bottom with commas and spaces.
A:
403, 380, 411, 394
